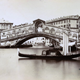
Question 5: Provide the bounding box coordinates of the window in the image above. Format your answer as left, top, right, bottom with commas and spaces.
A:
77, 25, 78, 28
2, 33, 6, 37
69, 24, 70, 27
66, 20, 68, 23
50, 28, 55, 34
56, 22, 57, 25
42, 38, 45, 40
61, 25, 63, 27
22, 30, 24, 33
19, 29, 21, 32
67, 26, 69, 29
58, 22, 59, 24
3, 33, 5, 35
10, 25, 11, 29
77, 20, 78, 23
64, 25, 65, 28
61, 21, 63, 24
13, 30, 15, 33
69, 20, 70, 23
64, 20, 66, 23
55, 22, 57, 25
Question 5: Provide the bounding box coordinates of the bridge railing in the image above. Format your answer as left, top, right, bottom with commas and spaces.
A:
1, 31, 36, 42
1, 30, 77, 42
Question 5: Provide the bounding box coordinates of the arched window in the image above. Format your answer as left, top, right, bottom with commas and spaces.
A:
44, 27, 50, 33
28, 27, 33, 33
73, 34, 77, 38
50, 28, 55, 34
29, 27, 33, 30
56, 29, 60, 35
45, 27, 49, 30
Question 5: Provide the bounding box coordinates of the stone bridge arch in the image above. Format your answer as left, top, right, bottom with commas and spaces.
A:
15, 33, 60, 46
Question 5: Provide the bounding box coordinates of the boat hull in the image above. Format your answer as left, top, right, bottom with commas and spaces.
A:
18, 52, 80, 60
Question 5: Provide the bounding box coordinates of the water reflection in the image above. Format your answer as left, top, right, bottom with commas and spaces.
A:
18, 58, 80, 80
18, 48, 80, 80
0, 48, 80, 80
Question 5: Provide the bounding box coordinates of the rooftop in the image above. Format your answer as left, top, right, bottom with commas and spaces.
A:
46, 15, 79, 23
0, 18, 13, 24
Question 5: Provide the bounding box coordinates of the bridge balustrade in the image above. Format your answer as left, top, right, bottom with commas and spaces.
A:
2, 30, 63, 41
0, 25, 78, 44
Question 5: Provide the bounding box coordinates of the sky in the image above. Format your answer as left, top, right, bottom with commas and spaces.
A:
0, 0, 80, 25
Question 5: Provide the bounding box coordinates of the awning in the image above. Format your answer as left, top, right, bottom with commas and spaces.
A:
60, 42, 76, 47
68, 42, 76, 46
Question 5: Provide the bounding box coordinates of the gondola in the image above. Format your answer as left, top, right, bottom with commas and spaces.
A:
17, 49, 80, 60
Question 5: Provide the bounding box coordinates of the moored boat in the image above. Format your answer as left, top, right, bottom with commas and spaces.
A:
17, 48, 80, 60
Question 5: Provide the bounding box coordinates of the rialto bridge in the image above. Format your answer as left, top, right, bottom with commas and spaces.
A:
0, 19, 79, 47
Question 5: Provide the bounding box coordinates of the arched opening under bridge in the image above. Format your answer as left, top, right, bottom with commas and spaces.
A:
15, 33, 60, 47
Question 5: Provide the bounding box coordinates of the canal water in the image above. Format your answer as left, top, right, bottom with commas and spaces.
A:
0, 48, 80, 80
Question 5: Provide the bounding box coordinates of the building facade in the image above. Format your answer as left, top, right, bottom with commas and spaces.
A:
0, 18, 13, 30
46, 15, 80, 32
